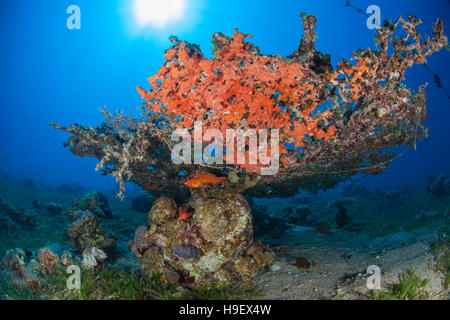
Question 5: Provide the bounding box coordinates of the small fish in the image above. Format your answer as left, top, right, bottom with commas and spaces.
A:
183, 171, 227, 188
178, 207, 193, 221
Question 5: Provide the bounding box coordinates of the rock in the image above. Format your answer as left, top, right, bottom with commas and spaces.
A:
22, 272, 40, 289
38, 248, 60, 274
269, 261, 283, 272
315, 222, 331, 235
148, 196, 177, 224
67, 210, 115, 254
415, 210, 441, 222
239, 280, 255, 292
172, 245, 201, 259
333, 206, 353, 228
281, 206, 293, 216
16, 208, 38, 227
340, 180, 371, 197
443, 208, 450, 219
3, 250, 40, 289
32, 200, 43, 209
57, 183, 85, 194
128, 226, 151, 256
45, 202, 63, 215
66, 205, 84, 221
253, 205, 290, 238
131, 189, 274, 289
327, 197, 355, 208
67, 192, 117, 221
191, 192, 251, 243
328, 197, 354, 229
294, 257, 311, 269
1, 247, 72, 291
82, 247, 108, 268
4, 254, 40, 288
131, 191, 156, 213
42, 243, 70, 257
21, 178, 36, 189
284, 205, 313, 226
164, 269, 180, 285
383, 189, 402, 199
81, 192, 115, 219
0, 196, 37, 228
427, 174, 450, 197
0, 214, 17, 232
60, 251, 74, 266
295, 205, 312, 217
2, 248, 27, 277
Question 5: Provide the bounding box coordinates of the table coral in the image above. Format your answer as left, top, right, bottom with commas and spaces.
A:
49, 12, 447, 288
51, 14, 447, 288
51, 13, 447, 200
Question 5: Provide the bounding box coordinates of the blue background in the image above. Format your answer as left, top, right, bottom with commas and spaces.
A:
0, 0, 448, 193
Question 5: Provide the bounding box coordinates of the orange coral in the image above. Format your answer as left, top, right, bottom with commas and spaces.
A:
136, 29, 340, 172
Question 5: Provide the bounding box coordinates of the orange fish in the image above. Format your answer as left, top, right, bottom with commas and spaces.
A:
183, 171, 227, 188
178, 207, 193, 221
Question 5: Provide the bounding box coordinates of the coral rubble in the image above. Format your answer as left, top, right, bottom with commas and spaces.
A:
66, 195, 116, 254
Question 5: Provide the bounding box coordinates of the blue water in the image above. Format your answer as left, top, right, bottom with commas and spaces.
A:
0, 0, 449, 192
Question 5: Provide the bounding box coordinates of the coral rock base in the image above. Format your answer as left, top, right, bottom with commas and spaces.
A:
129, 189, 274, 289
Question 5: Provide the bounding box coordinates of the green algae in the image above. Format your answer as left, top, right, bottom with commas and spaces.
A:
431, 223, 450, 290
1, 264, 179, 300
1, 264, 261, 300
368, 269, 430, 300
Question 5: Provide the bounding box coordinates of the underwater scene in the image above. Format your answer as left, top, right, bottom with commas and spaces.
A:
0, 0, 449, 304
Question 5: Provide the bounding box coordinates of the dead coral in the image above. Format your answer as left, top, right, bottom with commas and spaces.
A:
66, 194, 116, 254
38, 248, 60, 274
2, 249, 40, 289
67, 211, 115, 254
